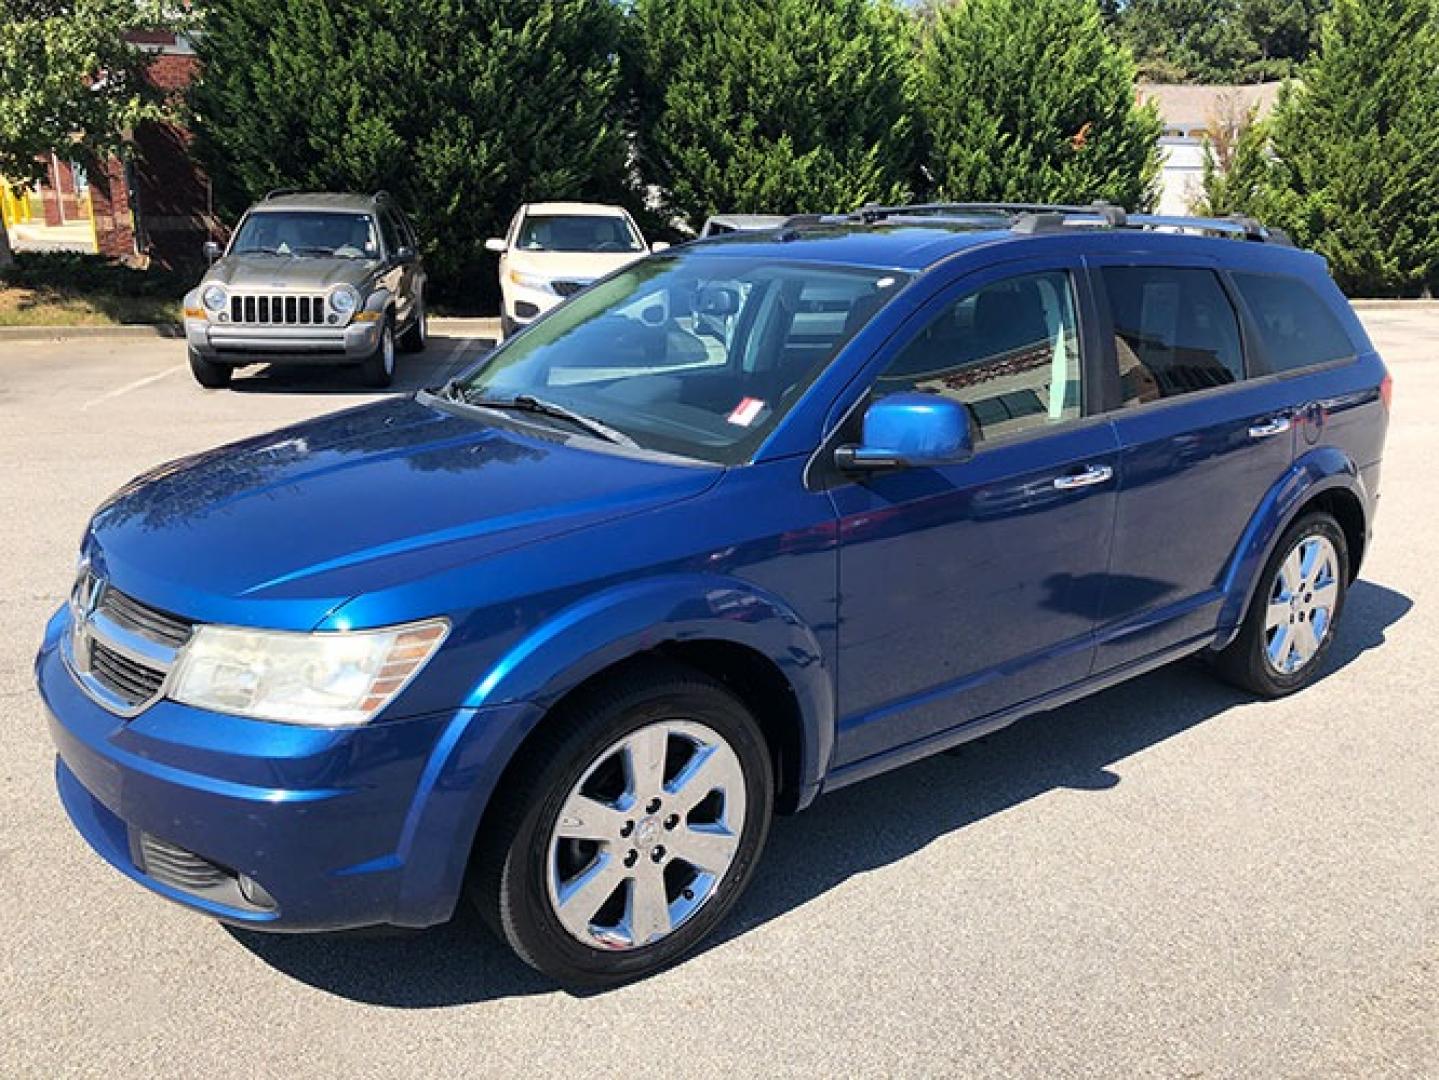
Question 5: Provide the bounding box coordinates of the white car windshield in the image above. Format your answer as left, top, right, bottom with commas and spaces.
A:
453, 254, 909, 464
518, 214, 644, 254
231, 212, 379, 259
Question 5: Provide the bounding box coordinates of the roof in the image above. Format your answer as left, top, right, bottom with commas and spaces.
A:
253, 192, 386, 213
681, 216, 1319, 275
524, 202, 629, 217
1137, 82, 1283, 136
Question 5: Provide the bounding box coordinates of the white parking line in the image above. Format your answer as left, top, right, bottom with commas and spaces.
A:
79, 362, 187, 412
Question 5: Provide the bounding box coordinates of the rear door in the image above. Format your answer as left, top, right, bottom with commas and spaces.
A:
1088, 257, 1296, 671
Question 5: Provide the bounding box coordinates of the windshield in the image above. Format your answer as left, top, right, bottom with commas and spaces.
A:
455, 255, 909, 464
231, 212, 379, 259
517, 214, 644, 254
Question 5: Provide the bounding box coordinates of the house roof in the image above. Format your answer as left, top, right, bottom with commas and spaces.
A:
1137, 82, 1283, 136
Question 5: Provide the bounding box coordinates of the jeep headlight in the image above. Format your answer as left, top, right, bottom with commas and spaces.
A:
328, 285, 360, 316
170, 618, 449, 726
201, 284, 227, 312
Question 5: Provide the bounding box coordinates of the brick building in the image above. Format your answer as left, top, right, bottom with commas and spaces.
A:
12, 32, 214, 269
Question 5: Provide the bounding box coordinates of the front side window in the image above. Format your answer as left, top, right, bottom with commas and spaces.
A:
875, 270, 1082, 443
455, 256, 908, 464
518, 214, 644, 253
230, 212, 378, 260
1102, 266, 1244, 405
1232, 272, 1355, 372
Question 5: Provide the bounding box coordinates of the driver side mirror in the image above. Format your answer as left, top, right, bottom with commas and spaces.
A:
202, 240, 221, 263
484, 237, 507, 254
835, 393, 974, 471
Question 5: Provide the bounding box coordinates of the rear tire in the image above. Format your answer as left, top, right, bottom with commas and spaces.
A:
1213, 511, 1348, 697
398, 297, 427, 353
188, 348, 232, 389
360, 318, 396, 388
468, 660, 773, 988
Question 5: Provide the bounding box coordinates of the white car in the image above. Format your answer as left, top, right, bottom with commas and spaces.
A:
698, 213, 788, 238
486, 202, 665, 336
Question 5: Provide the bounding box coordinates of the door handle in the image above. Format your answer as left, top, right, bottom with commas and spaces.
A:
1248, 417, 1292, 439
1053, 464, 1113, 490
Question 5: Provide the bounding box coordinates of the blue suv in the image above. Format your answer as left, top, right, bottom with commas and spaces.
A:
37, 203, 1390, 986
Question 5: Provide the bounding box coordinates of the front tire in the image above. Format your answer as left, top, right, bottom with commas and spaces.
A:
188, 348, 232, 389
1214, 511, 1349, 697
469, 661, 773, 988
359, 318, 396, 388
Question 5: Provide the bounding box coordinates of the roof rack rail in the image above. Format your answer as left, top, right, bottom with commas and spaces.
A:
1012, 209, 1290, 245
857, 201, 1128, 226
262, 187, 301, 201
372, 189, 393, 202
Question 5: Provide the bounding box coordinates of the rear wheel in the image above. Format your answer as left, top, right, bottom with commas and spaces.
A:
1214, 512, 1348, 697
398, 296, 427, 353
468, 661, 773, 987
187, 348, 232, 389
359, 318, 396, 388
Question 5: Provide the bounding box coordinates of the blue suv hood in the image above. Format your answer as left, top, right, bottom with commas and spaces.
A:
84, 395, 719, 629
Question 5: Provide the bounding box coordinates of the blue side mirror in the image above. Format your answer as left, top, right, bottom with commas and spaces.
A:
836, 393, 974, 471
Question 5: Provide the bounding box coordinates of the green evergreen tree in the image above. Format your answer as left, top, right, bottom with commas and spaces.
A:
914, 0, 1163, 210
628, 0, 914, 229
1243, 0, 1439, 295
1195, 112, 1272, 216
190, 0, 630, 304
1116, 0, 1330, 84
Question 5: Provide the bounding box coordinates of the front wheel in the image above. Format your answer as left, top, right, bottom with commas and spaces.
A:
187, 348, 232, 389
469, 661, 773, 987
359, 319, 396, 388
1214, 512, 1348, 696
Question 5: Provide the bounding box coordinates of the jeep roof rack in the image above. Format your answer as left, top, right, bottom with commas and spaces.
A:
262, 187, 302, 201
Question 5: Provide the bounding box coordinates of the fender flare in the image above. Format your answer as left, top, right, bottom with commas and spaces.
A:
464, 573, 835, 785
1214, 446, 1371, 648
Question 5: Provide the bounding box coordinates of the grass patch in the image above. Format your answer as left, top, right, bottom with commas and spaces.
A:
0, 251, 187, 326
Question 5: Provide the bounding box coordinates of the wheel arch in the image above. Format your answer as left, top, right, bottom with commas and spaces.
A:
1215, 446, 1372, 648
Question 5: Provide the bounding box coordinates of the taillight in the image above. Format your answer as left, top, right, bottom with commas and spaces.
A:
1379, 372, 1393, 411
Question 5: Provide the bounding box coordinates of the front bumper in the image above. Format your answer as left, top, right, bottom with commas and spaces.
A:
36, 608, 536, 931
186, 318, 382, 365
503, 282, 564, 326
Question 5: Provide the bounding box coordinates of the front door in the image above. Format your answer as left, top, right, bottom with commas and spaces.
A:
829, 261, 1120, 769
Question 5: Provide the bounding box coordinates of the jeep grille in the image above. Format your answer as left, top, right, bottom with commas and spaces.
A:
230, 294, 329, 326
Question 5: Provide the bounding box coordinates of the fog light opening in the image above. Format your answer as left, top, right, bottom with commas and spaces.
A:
238, 873, 277, 911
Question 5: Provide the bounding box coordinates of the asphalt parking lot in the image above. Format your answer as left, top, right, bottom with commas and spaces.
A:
1, 311, 1435, 1078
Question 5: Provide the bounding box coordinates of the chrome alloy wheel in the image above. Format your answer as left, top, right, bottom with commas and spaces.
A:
545, 720, 747, 951
1264, 534, 1341, 674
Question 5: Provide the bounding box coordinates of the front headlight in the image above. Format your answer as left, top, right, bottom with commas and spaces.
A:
170, 618, 449, 727
508, 269, 554, 293
328, 285, 360, 315
201, 284, 227, 312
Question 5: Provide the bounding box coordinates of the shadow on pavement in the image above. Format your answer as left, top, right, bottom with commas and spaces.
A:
226, 335, 495, 397
226, 578, 1411, 1005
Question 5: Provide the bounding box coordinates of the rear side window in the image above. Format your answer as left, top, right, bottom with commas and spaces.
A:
1232, 272, 1355, 372
1101, 267, 1244, 406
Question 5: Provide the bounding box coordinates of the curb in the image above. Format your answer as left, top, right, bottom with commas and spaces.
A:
0, 316, 502, 344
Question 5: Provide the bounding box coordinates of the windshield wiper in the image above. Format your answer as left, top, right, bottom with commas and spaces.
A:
453, 389, 638, 448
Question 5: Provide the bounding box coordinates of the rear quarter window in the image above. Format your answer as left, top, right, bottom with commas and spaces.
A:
1232, 272, 1356, 373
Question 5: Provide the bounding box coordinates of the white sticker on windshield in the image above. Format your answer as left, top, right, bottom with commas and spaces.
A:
876, 276, 897, 289
727, 397, 765, 427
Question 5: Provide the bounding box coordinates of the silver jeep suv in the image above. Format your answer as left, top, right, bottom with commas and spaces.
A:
183, 191, 427, 388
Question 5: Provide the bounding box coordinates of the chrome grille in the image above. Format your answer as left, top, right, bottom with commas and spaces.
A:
99, 587, 192, 648
65, 567, 192, 716
229, 293, 328, 325
89, 639, 166, 706
551, 280, 588, 298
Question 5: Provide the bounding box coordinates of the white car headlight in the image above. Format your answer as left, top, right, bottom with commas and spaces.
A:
329, 286, 360, 315
201, 284, 227, 312
508, 269, 554, 293
170, 618, 449, 727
